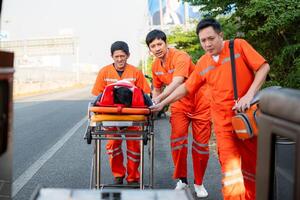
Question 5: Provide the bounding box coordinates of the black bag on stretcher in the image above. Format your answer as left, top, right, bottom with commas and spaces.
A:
94, 80, 152, 108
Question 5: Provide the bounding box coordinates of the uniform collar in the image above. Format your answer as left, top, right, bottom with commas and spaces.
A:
113, 63, 127, 72
207, 41, 227, 65
161, 48, 175, 68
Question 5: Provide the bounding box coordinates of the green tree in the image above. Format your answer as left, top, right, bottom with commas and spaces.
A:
137, 56, 153, 84
168, 25, 204, 63
184, 0, 300, 88
168, 19, 238, 63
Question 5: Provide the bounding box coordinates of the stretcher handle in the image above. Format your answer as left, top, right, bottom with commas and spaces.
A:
89, 106, 151, 115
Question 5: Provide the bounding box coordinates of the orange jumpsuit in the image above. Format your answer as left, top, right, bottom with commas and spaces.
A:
152, 48, 211, 185
92, 64, 151, 182
185, 39, 267, 200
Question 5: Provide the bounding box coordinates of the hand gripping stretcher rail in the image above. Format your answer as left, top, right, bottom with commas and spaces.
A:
84, 81, 155, 190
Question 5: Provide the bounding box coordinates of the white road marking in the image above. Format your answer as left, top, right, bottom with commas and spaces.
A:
12, 117, 87, 197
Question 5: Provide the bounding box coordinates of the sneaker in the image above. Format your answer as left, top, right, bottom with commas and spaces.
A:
194, 184, 208, 198
175, 180, 188, 190
113, 177, 124, 184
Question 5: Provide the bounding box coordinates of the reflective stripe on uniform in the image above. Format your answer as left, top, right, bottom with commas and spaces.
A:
127, 155, 140, 162
107, 147, 121, 154
168, 69, 174, 74
123, 78, 136, 82
243, 175, 255, 182
221, 53, 240, 65
223, 177, 244, 186
223, 169, 242, 177
235, 129, 248, 133
172, 144, 188, 151
192, 146, 209, 154
110, 151, 122, 158
199, 65, 215, 76
171, 136, 188, 143
192, 139, 209, 147
154, 71, 164, 75
222, 168, 244, 186
242, 170, 255, 178
242, 170, 256, 182
104, 78, 118, 82
127, 149, 140, 156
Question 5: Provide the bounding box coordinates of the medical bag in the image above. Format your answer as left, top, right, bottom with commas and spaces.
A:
229, 39, 259, 140
231, 103, 260, 139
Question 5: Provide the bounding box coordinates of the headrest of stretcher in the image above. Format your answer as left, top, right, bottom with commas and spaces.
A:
95, 81, 147, 108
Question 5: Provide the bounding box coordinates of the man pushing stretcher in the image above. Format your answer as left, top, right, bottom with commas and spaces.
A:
91, 41, 151, 185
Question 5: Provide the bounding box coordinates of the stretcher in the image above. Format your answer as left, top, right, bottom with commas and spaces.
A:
84, 103, 154, 190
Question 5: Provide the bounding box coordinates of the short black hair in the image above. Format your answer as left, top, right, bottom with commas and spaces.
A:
196, 18, 222, 35
145, 29, 167, 47
111, 41, 129, 55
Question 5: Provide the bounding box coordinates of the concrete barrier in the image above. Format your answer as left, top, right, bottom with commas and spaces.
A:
13, 68, 96, 97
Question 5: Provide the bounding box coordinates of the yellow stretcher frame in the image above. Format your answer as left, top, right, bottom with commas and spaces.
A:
84, 103, 154, 190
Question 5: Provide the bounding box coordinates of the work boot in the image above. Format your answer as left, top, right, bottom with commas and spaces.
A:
194, 184, 208, 198
113, 177, 124, 184
175, 180, 188, 190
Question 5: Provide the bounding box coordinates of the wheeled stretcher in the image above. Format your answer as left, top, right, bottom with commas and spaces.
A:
84, 81, 154, 190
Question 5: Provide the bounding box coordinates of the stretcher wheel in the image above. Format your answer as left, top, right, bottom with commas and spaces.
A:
87, 127, 92, 144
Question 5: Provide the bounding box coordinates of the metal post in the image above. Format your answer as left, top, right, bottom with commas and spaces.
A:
75, 46, 79, 83
184, 2, 189, 27
95, 140, 101, 189
150, 132, 154, 188
159, 0, 164, 29
89, 157, 94, 189
140, 137, 144, 189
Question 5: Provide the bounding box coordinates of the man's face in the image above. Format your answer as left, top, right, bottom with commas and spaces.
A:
111, 50, 129, 71
148, 38, 168, 60
198, 26, 223, 56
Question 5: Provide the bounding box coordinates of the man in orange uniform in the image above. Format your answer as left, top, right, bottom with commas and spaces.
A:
146, 30, 211, 198
150, 19, 270, 200
92, 41, 151, 184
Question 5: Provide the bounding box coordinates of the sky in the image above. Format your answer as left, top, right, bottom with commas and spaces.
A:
0, 0, 150, 70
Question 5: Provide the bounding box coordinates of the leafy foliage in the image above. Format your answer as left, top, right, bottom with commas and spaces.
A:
137, 56, 153, 79
181, 0, 300, 88
168, 26, 204, 63
167, 18, 238, 63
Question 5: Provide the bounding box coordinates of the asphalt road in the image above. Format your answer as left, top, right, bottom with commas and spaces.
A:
12, 86, 222, 200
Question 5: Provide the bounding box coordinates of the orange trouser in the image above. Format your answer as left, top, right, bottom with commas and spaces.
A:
170, 109, 211, 185
215, 130, 257, 200
106, 127, 140, 182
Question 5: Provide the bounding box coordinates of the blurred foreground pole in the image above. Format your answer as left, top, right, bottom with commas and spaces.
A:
0, 50, 14, 200
257, 88, 300, 200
